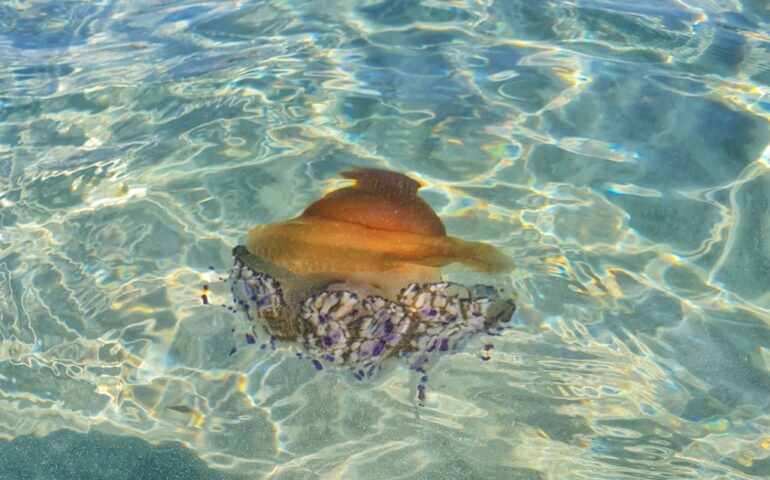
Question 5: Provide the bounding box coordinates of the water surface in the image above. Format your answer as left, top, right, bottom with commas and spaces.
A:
1, 0, 769, 478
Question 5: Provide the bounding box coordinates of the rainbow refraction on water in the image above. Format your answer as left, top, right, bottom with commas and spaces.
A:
0, 0, 769, 478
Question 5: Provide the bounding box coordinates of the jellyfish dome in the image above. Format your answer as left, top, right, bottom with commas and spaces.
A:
228, 168, 515, 384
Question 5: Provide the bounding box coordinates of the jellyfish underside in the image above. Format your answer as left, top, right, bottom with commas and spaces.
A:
229, 168, 515, 377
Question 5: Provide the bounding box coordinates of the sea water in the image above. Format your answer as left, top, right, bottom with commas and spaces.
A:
0, 1, 769, 479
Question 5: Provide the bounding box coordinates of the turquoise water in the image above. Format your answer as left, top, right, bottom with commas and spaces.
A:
1, 0, 769, 478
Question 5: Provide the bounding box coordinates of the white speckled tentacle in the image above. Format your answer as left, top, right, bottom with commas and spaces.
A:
229, 247, 516, 378
229, 254, 287, 342
300, 290, 361, 366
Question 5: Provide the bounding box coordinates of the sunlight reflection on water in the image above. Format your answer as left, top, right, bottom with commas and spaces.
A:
1, 0, 769, 478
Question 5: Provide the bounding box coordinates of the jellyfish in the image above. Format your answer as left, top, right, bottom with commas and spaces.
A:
228, 168, 515, 395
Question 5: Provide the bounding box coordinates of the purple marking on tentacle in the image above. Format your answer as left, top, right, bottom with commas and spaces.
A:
312, 359, 323, 371
411, 354, 429, 370
417, 384, 426, 404
372, 340, 386, 357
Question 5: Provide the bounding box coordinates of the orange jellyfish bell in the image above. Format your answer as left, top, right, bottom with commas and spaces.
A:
229, 168, 515, 384
244, 168, 511, 294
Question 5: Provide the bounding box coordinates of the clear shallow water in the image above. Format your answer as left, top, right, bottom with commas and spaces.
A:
1, 0, 769, 478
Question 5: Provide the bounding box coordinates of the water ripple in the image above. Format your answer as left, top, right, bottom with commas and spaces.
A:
1, 0, 769, 478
